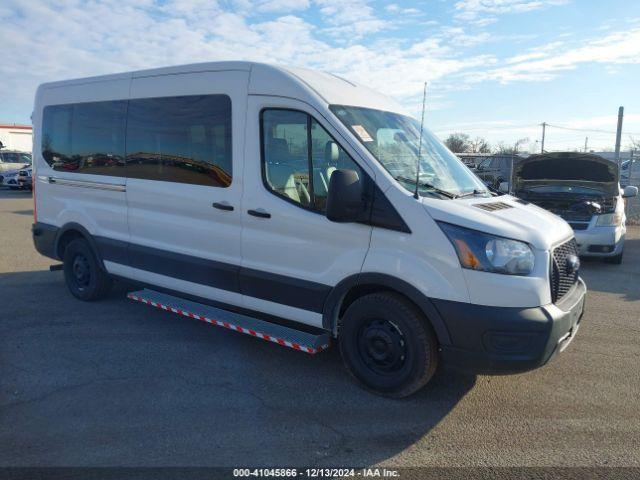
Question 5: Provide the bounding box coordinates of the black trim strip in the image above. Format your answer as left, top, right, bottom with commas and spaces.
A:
127, 241, 241, 294
95, 236, 129, 265
241, 267, 330, 313
94, 236, 330, 313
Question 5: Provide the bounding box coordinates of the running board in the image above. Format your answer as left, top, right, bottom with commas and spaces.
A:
127, 289, 331, 354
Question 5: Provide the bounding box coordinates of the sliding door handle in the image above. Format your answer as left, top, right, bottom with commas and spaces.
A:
212, 202, 234, 211
248, 209, 271, 219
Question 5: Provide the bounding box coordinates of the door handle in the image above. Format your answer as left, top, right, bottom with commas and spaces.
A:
212, 202, 234, 211
248, 208, 271, 219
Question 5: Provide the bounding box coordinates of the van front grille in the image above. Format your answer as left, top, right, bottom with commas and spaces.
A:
550, 238, 579, 303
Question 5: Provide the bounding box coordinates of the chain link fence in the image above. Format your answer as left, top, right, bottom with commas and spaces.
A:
624, 158, 640, 224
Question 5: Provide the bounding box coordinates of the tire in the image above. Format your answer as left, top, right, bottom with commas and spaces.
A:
339, 292, 439, 398
605, 249, 623, 265
62, 238, 112, 301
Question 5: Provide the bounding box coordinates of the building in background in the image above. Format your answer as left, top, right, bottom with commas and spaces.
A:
0, 124, 32, 152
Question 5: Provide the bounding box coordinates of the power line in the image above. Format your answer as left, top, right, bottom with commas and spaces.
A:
545, 123, 640, 136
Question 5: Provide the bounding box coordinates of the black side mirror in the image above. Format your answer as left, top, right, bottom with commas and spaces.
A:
326, 169, 364, 223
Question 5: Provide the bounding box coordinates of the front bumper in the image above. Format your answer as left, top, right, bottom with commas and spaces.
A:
18, 176, 33, 187
574, 226, 624, 257
435, 278, 586, 374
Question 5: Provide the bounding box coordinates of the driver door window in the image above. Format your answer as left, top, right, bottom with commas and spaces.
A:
261, 109, 362, 213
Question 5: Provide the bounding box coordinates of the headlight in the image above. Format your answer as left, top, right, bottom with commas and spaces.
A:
438, 222, 535, 275
596, 212, 622, 226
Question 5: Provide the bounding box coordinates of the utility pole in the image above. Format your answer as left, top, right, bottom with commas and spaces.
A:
584, 137, 588, 153
614, 106, 624, 169
540, 122, 546, 153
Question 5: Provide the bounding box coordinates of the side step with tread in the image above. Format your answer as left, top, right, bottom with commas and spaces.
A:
127, 289, 331, 354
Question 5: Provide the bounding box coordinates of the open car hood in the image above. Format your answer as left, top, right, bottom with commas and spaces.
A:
513, 152, 619, 196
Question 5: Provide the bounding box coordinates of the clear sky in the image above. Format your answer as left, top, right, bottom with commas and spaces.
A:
2, 0, 640, 152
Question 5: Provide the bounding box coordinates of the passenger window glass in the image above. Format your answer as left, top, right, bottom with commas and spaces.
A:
262, 110, 311, 207
261, 109, 362, 212
126, 95, 232, 187
310, 119, 362, 211
42, 101, 126, 176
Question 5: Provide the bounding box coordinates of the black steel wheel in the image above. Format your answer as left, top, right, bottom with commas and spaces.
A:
63, 238, 112, 301
339, 292, 438, 398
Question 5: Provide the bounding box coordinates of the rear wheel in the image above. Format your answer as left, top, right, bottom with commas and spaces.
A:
339, 292, 438, 398
63, 238, 112, 301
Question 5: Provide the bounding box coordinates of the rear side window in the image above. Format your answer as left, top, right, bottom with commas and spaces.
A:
42, 101, 127, 175
126, 95, 232, 187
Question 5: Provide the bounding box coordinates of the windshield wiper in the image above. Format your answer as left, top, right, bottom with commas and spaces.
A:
457, 188, 489, 199
394, 176, 458, 199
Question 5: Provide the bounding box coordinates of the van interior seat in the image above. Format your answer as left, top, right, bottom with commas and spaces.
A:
266, 138, 292, 163
265, 137, 311, 205
266, 163, 311, 204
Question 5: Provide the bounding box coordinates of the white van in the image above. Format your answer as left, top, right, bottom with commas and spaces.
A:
32, 62, 586, 397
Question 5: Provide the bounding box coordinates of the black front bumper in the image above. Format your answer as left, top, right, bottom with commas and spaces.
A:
435, 279, 586, 375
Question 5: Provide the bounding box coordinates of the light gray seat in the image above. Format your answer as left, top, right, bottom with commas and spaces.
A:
266, 163, 310, 204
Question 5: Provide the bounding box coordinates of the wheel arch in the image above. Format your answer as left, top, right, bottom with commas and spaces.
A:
54, 222, 107, 271
323, 273, 452, 345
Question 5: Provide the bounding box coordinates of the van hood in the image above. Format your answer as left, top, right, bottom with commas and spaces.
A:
422, 195, 573, 251
513, 152, 619, 196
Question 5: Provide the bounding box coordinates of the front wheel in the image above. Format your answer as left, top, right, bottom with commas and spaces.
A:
63, 238, 113, 301
339, 292, 439, 398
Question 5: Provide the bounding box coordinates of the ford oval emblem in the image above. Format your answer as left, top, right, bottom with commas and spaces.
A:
565, 254, 580, 275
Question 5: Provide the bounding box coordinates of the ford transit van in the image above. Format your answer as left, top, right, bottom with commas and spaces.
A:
31, 62, 586, 397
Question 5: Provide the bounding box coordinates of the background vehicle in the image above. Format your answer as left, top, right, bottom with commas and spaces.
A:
31, 62, 586, 397
513, 152, 638, 264
620, 158, 639, 188
0, 150, 32, 189
17, 167, 33, 190
472, 154, 520, 189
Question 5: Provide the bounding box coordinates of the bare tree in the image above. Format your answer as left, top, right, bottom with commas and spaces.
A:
469, 137, 491, 153
627, 136, 640, 152
444, 133, 470, 153
494, 138, 528, 154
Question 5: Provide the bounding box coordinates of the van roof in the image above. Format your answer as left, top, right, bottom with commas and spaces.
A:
37, 61, 407, 115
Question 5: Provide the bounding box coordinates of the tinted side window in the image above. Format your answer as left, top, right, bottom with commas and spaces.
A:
126, 95, 232, 187
261, 109, 362, 212
42, 101, 127, 175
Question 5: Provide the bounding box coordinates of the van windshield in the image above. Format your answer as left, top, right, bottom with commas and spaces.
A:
329, 105, 487, 198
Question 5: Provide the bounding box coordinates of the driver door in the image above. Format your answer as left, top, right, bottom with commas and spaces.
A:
240, 96, 374, 328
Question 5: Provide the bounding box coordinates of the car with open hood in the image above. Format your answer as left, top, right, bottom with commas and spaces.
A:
512, 152, 638, 264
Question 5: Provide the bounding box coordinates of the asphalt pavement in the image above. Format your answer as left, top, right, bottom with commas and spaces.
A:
1, 188, 639, 468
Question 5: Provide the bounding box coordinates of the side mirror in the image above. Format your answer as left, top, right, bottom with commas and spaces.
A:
623, 185, 638, 198
499, 181, 510, 193
326, 169, 364, 223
